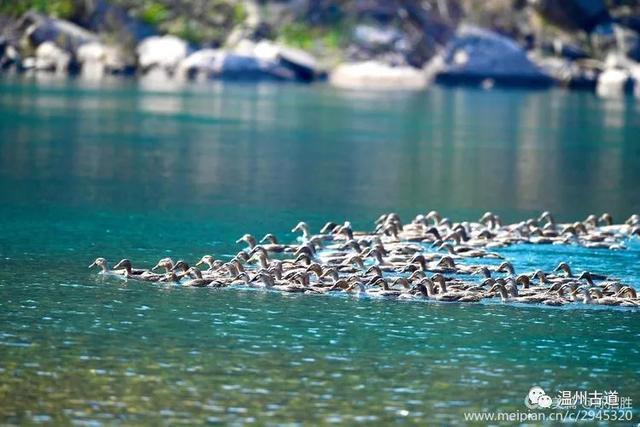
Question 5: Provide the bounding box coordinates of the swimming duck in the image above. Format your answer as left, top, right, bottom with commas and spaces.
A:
554, 262, 574, 278
183, 267, 217, 287
236, 234, 258, 250
88, 257, 125, 276
195, 255, 221, 271
368, 278, 402, 298
292, 221, 311, 241
258, 234, 292, 252
113, 259, 163, 281
152, 257, 175, 273
430, 274, 482, 302
439, 243, 503, 259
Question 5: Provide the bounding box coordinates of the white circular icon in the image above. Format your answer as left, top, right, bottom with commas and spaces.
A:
525, 386, 551, 409
538, 395, 552, 408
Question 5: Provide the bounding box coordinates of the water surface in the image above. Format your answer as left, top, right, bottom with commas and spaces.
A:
0, 77, 639, 424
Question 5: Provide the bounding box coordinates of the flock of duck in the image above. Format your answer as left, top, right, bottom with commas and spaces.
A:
89, 211, 640, 308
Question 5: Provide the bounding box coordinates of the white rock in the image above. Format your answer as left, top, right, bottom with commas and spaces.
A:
137, 35, 188, 73
77, 42, 131, 79
630, 65, 640, 99
329, 61, 427, 90
35, 41, 70, 73
596, 68, 630, 98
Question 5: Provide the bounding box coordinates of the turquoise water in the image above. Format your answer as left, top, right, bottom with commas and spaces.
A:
0, 77, 639, 424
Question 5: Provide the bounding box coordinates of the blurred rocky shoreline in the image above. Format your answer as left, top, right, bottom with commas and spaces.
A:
1, 0, 639, 96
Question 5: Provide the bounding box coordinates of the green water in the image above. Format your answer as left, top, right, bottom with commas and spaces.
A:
0, 77, 639, 425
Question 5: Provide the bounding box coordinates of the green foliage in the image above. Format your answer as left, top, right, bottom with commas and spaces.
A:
232, 3, 247, 25
0, 0, 76, 19
140, 2, 169, 26
279, 22, 344, 51
164, 17, 199, 44
280, 23, 313, 50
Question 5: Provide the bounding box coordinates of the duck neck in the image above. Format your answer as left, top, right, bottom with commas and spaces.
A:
495, 285, 509, 301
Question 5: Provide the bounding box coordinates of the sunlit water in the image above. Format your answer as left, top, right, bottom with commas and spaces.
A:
0, 77, 639, 424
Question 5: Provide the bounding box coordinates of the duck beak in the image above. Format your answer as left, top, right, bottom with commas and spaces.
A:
195, 260, 204, 266
88, 262, 96, 268
151, 264, 161, 271
113, 261, 123, 270
235, 238, 243, 244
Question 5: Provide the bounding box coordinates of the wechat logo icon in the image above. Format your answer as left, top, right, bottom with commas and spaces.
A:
525, 386, 552, 409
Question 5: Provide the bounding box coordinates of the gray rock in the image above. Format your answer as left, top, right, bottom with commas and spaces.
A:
178, 49, 222, 80
178, 39, 322, 83
217, 54, 296, 81
428, 25, 553, 88
230, 39, 319, 82
19, 12, 98, 52
276, 45, 320, 82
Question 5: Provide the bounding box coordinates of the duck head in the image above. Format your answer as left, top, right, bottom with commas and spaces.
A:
259, 233, 278, 244
554, 262, 573, 277
291, 221, 310, 237
497, 261, 515, 275
578, 271, 595, 285
195, 255, 215, 270
171, 260, 190, 272
88, 257, 108, 272
153, 257, 175, 272
598, 213, 613, 226
113, 259, 133, 273
236, 234, 257, 249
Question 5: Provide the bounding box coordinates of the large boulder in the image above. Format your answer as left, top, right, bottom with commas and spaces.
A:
275, 45, 321, 82
178, 47, 297, 82
329, 61, 427, 90
19, 12, 98, 52
217, 53, 296, 81
427, 25, 554, 88
235, 39, 321, 82
136, 35, 189, 74
177, 49, 223, 81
